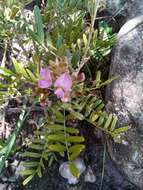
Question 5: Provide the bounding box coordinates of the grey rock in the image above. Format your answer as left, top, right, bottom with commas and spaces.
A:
15, 161, 26, 178
0, 184, 7, 190
118, 15, 143, 39
11, 9, 34, 64
106, 16, 143, 189
12, 35, 34, 65
84, 166, 96, 183
105, 0, 143, 19
105, 0, 127, 16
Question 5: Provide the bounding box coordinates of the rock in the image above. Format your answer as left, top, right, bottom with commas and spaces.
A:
106, 16, 143, 189
105, 0, 127, 16
14, 161, 26, 178
84, 166, 96, 183
11, 7, 34, 64
118, 15, 143, 39
0, 184, 7, 190
105, 0, 143, 19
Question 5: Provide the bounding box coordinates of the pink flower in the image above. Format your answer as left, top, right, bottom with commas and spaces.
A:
54, 73, 72, 102
38, 68, 52, 88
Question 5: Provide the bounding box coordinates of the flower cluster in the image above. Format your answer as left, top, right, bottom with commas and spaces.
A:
38, 68, 72, 102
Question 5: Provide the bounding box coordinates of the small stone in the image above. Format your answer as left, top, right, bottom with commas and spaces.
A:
84, 166, 96, 183
0, 183, 7, 190
15, 161, 25, 178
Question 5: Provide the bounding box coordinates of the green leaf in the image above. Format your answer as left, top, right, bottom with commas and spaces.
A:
78, 95, 92, 112
66, 136, 85, 143
96, 76, 119, 89
51, 109, 64, 123
46, 124, 79, 134
0, 66, 14, 76
56, 34, 63, 48
23, 162, 39, 168
49, 144, 66, 153
69, 162, 79, 178
48, 155, 55, 167
40, 159, 45, 169
70, 149, 82, 161
25, 69, 37, 82
12, 58, 27, 76
104, 114, 112, 129
37, 166, 42, 178
23, 152, 42, 158
22, 174, 35, 186
32, 139, 45, 144
46, 124, 63, 131
20, 169, 35, 176
10, 5, 19, 18
66, 128, 79, 134
77, 38, 81, 49
28, 28, 42, 44
93, 100, 103, 110
34, 5, 44, 44
83, 33, 88, 47
0, 107, 27, 173
97, 116, 105, 127
70, 111, 84, 120
69, 144, 85, 153
110, 116, 118, 132
95, 70, 101, 87
95, 102, 104, 112
113, 126, 130, 134
29, 144, 44, 150
47, 134, 65, 142
89, 112, 99, 122
85, 103, 95, 117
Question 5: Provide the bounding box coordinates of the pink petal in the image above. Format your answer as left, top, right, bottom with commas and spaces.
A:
40, 68, 51, 80
54, 88, 65, 99
61, 94, 71, 102
54, 73, 72, 91
77, 72, 85, 82
38, 79, 51, 88
38, 68, 52, 88
54, 88, 71, 102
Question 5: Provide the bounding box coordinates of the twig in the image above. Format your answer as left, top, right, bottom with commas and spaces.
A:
76, 0, 100, 74
2, 106, 45, 115
1, 42, 8, 68
100, 140, 106, 190
63, 109, 70, 162
0, 42, 8, 139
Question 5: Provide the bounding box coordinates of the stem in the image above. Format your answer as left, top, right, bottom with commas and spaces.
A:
100, 140, 106, 190
63, 109, 71, 162
1, 42, 8, 68
76, 0, 100, 74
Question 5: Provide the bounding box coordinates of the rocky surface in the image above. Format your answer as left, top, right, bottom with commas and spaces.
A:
106, 15, 143, 189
